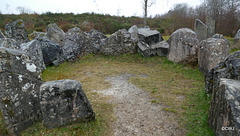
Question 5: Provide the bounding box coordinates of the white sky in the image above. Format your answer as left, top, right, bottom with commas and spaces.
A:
0, 0, 202, 17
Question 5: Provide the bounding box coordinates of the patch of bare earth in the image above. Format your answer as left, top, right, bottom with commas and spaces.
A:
94, 74, 184, 136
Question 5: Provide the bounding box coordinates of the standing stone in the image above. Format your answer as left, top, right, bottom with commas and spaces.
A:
46, 23, 65, 46
5, 20, 29, 44
128, 25, 139, 42
20, 40, 46, 73
88, 29, 107, 54
208, 78, 240, 136
100, 29, 136, 56
205, 51, 240, 94
194, 19, 208, 41
40, 79, 95, 128
167, 28, 199, 63
0, 47, 43, 135
206, 16, 215, 38
198, 38, 230, 75
36, 36, 64, 67
0, 38, 20, 50
233, 29, 240, 49
0, 30, 5, 38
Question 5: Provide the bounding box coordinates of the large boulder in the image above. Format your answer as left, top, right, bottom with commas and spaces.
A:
46, 23, 65, 46
205, 51, 240, 94
62, 27, 89, 61
167, 28, 199, 63
0, 30, 5, 38
36, 36, 64, 67
138, 40, 169, 57
198, 38, 230, 75
208, 78, 240, 136
20, 40, 46, 73
128, 25, 139, 42
5, 19, 29, 44
233, 29, 240, 49
194, 19, 208, 41
88, 29, 107, 54
100, 29, 136, 56
0, 47, 43, 135
40, 79, 95, 128
212, 34, 231, 46
0, 38, 20, 50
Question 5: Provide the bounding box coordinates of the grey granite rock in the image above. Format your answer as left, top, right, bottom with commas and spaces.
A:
138, 40, 169, 57
194, 19, 208, 41
0, 38, 20, 50
212, 33, 231, 46
40, 79, 95, 128
5, 19, 29, 44
88, 29, 107, 54
128, 25, 139, 42
208, 78, 240, 136
46, 23, 65, 46
233, 29, 240, 49
29, 31, 46, 40
0, 30, 5, 38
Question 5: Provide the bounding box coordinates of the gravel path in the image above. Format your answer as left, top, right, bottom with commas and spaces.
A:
96, 74, 183, 136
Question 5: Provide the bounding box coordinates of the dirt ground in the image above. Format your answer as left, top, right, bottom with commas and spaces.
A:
94, 74, 184, 136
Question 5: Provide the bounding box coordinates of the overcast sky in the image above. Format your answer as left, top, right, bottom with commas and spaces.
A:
0, 0, 202, 17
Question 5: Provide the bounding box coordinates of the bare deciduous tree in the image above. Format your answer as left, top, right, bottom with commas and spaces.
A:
143, 0, 156, 27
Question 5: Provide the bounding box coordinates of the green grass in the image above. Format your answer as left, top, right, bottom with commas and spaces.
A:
0, 53, 214, 135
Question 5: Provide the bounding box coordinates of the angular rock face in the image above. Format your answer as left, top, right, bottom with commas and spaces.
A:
0, 38, 20, 50
212, 34, 231, 46
88, 29, 107, 54
138, 27, 163, 45
0, 30, 5, 38
198, 38, 230, 75
46, 23, 65, 46
36, 36, 64, 67
205, 51, 240, 94
233, 29, 240, 49
138, 40, 169, 57
5, 19, 29, 44
208, 78, 240, 136
0, 47, 43, 135
62, 27, 89, 61
40, 79, 95, 128
167, 28, 199, 63
20, 40, 46, 73
100, 29, 136, 56
29, 31, 46, 40
194, 19, 208, 41
128, 25, 139, 42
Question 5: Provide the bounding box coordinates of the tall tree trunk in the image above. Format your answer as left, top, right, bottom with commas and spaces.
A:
144, 0, 148, 27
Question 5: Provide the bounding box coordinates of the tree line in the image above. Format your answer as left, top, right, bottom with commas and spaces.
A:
0, 0, 239, 36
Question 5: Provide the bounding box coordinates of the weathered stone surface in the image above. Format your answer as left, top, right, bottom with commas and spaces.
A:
128, 25, 139, 42
40, 79, 95, 128
100, 29, 136, 56
29, 31, 45, 40
198, 38, 230, 75
5, 19, 29, 44
0, 47, 43, 135
0, 38, 20, 50
88, 29, 107, 54
167, 28, 199, 63
0, 47, 41, 79
0, 30, 5, 38
194, 19, 208, 41
212, 34, 231, 46
205, 51, 240, 94
20, 40, 46, 73
206, 16, 215, 38
233, 29, 240, 49
138, 40, 169, 57
138, 27, 163, 44
36, 36, 64, 67
208, 78, 240, 136
46, 23, 65, 46
62, 27, 91, 60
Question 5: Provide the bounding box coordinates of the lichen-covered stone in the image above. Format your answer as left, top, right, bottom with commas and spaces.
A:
20, 40, 46, 73
88, 29, 107, 54
100, 29, 136, 56
167, 28, 199, 63
46, 23, 65, 46
198, 38, 230, 75
208, 78, 240, 136
29, 31, 46, 40
0, 38, 20, 50
194, 19, 208, 41
212, 33, 230, 46
233, 29, 240, 49
5, 19, 29, 44
36, 36, 64, 67
62, 27, 89, 61
40, 79, 95, 128
0, 30, 5, 38
205, 51, 240, 94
